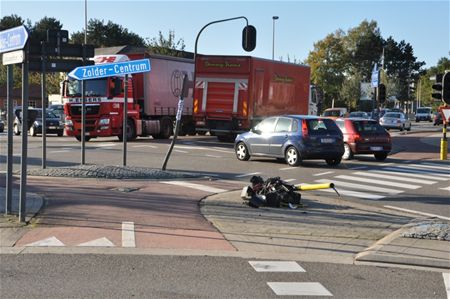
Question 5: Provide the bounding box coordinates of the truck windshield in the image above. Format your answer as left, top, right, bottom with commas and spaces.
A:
67, 79, 108, 97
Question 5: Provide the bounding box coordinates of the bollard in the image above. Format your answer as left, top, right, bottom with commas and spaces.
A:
441, 124, 448, 160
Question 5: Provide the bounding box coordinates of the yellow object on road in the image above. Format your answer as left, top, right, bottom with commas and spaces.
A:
295, 183, 335, 191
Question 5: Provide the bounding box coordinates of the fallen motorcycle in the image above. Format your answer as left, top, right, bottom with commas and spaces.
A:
241, 176, 338, 209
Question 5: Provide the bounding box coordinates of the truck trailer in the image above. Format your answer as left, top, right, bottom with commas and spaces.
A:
63, 52, 195, 141
193, 55, 317, 141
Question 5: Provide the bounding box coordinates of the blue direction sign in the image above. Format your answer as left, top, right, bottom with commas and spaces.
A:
0, 25, 29, 54
371, 63, 379, 88
68, 58, 151, 80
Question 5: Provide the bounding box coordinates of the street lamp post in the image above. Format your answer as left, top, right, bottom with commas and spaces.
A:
272, 16, 279, 60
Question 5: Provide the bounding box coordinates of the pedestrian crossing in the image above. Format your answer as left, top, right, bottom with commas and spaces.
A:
249, 261, 333, 296
312, 162, 450, 201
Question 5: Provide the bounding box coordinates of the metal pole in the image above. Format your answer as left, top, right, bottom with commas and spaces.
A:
41, 41, 47, 169
84, 0, 88, 44
19, 45, 29, 223
272, 16, 278, 60
5, 65, 13, 215
122, 75, 128, 166
81, 79, 86, 165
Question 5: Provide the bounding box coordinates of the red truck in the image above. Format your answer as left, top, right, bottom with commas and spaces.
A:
193, 55, 317, 141
63, 51, 195, 141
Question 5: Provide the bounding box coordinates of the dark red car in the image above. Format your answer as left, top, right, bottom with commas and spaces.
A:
335, 118, 391, 161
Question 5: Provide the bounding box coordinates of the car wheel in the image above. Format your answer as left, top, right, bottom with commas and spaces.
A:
57, 130, 64, 137
342, 143, 353, 160
13, 124, 20, 136
29, 126, 37, 136
374, 152, 388, 161
285, 146, 301, 166
400, 125, 404, 131
325, 157, 341, 166
407, 124, 411, 131
235, 142, 250, 161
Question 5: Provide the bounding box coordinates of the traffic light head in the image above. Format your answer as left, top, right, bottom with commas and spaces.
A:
443, 72, 450, 105
378, 83, 386, 104
431, 73, 443, 101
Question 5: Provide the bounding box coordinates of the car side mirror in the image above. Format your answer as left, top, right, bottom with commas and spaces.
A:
252, 128, 262, 134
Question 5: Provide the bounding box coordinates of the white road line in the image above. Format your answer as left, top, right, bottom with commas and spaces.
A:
384, 206, 450, 221
315, 179, 403, 194
25, 236, 65, 247
235, 172, 261, 178
313, 171, 334, 176
422, 162, 450, 168
78, 237, 115, 247
318, 188, 384, 200
93, 143, 117, 147
160, 181, 227, 193
379, 162, 394, 166
267, 282, 333, 296
394, 165, 450, 176
249, 261, 305, 272
122, 222, 135, 248
443, 273, 450, 299
354, 171, 437, 185
440, 186, 450, 191
347, 166, 368, 170
408, 163, 450, 171
377, 169, 448, 181
206, 154, 222, 158
279, 167, 296, 171
49, 150, 71, 154
174, 149, 188, 153
132, 145, 157, 148
284, 179, 296, 182
335, 175, 420, 189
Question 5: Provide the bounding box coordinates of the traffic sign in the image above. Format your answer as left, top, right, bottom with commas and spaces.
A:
0, 25, 29, 54
2, 50, 24, 65
441, 108, 450, 124
68, 58, 151, 80
371, 64, 379, 88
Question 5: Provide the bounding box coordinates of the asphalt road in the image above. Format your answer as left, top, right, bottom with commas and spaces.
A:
0, 255, 447, 298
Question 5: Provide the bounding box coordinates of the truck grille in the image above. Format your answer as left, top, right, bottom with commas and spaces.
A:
69, 105, 100, 116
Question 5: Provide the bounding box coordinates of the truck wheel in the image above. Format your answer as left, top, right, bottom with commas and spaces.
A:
14, 124, 20, 136
185, 123, 196, 136
118, 119, 137, 141
157, 117, 173, 139
76, 136, 91, 142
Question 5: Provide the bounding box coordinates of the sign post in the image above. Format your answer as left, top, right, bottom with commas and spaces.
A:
440, 107, 450, 160
68, 58, 151, 166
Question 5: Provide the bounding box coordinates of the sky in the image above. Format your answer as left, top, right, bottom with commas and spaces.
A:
1, 0, 449, 68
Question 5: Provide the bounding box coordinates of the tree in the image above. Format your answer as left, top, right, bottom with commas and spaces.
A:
29, 17, 63, 43
147, 30, 186, 57
339, 72, 363, 111
0, 14, 30, 30
71, 19, 145, 47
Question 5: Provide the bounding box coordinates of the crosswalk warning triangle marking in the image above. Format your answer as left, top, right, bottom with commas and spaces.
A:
77, 237, 115, 247
25, 236, 65, 247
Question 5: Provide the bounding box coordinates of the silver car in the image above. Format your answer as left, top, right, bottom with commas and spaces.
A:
379, 112, 411, 131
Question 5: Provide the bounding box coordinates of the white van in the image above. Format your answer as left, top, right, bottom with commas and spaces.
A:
415, 107, 432, 122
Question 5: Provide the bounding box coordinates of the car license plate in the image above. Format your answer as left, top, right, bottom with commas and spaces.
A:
321, 138, 334, 143
49, 126, 57, 129
370, 146, 383, 151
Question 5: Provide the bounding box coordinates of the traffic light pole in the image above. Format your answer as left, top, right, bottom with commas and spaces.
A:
441, 123, 447, 160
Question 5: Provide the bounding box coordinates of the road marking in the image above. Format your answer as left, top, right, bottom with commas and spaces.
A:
354, 171, 437, 185
315, 179, 403, 194
174, 149, 188, 153
284, 179, 296, 182
440, 186, 450, 191
335, 175, 420, 189
313, 171, 334, 176
235, 172, 261, 178
249, 261, 305, 272
267, 282, 333, 296
379, 162, 394, 166
376, 169, 448, 181
383, 206, 450, 221
175, 145, 233, 154
279, 167, 296, 171
422, 161, 450, 168
318, 188, 384, 200
122, 222, 135, 248
443, 273, 450, 299
394, 165, 450, 176
49, 150, 71, 154
25, 236, 65, 247
160, 181, 227, 193
408, 163, 450, 172
93, 143, 117, 147
206, 154, 222, 158
78, 237, 115, 247
132, 144, 157, 148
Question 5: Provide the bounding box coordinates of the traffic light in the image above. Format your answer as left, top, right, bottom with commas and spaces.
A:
431, 73, 443, 101
409, 83, 415, 96
378, 83, 386, 104
443, 71, 450, 105
242, 25, 257, 52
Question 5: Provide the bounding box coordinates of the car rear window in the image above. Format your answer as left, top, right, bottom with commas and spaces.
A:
384, 113, 401, 118
323, 110, 341, 117
352, 120, 385, 133
306, 118, 340, 135
417, 108, 431, 114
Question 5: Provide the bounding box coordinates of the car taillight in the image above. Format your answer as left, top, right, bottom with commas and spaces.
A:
301, 119, 308, 138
